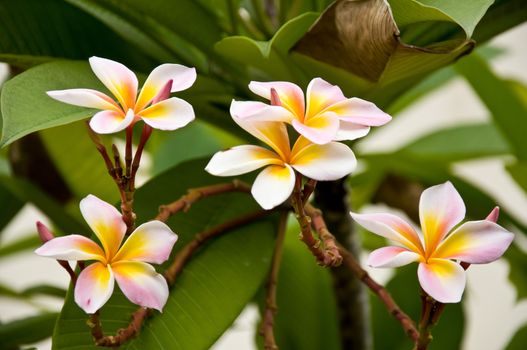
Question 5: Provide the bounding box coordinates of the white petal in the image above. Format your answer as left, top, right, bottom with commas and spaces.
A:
35, 235, 105, 262
334, 121, 371, 141
367, 246, 421, 268
140, 97, 195, 130
74, 262, 115, 313
47, 89, 119, 111
418, 259, 466, 303
89, 108, 134, 134
230, 100, 294, 122
205, 145, 282, 176
251, 165, 295, 210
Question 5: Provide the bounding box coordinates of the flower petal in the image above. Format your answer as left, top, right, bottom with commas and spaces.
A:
135, 64, 196, 110
74, 262, 114, 313
330, 97, 392, 126
35, 235, 105, 262
290, 140, 357, 181
418, 259, 466, 303
292, 112, 340, 144
367, 246, 421, 268
419, 181, 466, 254
89, 56, 138, 110
205, 145, 283, 176
79, 195, 126, 261
350, 212, 424, 254
112, 261, 169, 311
232, 116, 290, 161
230, 100, 294, 123
251, 165, 295, 210
47, 89, 120, 111
432, 220, 514, 263
249, 81, 305, 118
139, 97, 195, 130
89, 108, 134, 134
305, 78, 346, 118
334, 121, 370, 141
114, 221, 178, 264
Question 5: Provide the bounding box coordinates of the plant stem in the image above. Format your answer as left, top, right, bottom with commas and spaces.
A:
125, 126, 133, 178
260, 212, 288, 350
130, 124, 152, 190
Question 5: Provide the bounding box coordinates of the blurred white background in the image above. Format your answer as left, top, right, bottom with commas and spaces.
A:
0, 22, 526, 350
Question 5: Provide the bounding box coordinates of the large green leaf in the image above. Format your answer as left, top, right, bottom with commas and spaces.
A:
52, 158, 276, 350
0, 179, 24, 233
456, 54, 527, 160
371, 265, 464, 350
473, 0, 527, 43
398, 123, 510, 161
0, 313, 58, 349
506, 322, 527, 350
0, 0, 151, 70
262, 218, 341, 350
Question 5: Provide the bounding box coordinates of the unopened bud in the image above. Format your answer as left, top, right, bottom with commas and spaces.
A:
485, 206, 500, 223
36, 221, 54, 243
152, 79, 173, 104
270, 88, 281, 106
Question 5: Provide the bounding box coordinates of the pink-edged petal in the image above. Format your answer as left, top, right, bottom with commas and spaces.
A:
232, 117, 291, 161
230, 100, 294, 123
249, 81, 305, 118
35, 235, 105, 262
418, 259, 466, 303
89, 56, 138, 110
47, 89, 120, 111
330, 97, 392, 126
112, 261, 169, 311
290, 139, 357, 181
292, 112, 340, 144
251, 165, 295, 210
432, 220, 514, 264
367, 246, 421, 268
334, 121, 370, 141
79, 195, 126, 261
139, 97, 194, 130
205, 145, 283, 176
74, 262, 114, 313
305, 77, 346, 118
114, 221, 178, 264
350, 212, 424, 255
419, 181, 466, 254
89, 108, 134, 134
135, 64, 196, 110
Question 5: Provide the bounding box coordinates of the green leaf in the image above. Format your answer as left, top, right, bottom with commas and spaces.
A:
40, 121, 118, 202
456, 54, 527, 160
0, 0, 152, 70
0, 236, 40, 259
0, 175, 84, 234
0, 283, 66, 300
265, 218, 341, 350
0, 313, 58, 349
506, 322, 527, 350
506, 161, 527, 194
505, 245, 527, 301
0, 179, 24, 232
0, 61, 104, 147
398, 123, 510, 161
52, 158, 276, 350
371, 265, 464, 350
473, 0, 527, 43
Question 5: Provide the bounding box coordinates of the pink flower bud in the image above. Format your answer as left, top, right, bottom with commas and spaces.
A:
36, 221, 54, 243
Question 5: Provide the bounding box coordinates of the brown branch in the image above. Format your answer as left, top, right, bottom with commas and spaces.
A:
291, 174, 342, 267
88, 308, 151, 347
130, 124, 152, 190
260, 212, 288, 350
164, 209, 270, 284
338, 245, 419, 342
125, 126, 133, 178
304, 204, 342, 266
156, 180, 251, 222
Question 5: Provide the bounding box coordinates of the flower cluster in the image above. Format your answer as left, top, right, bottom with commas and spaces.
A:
36, 195, 177, 313
351, 182, 514, 303
206, 78, 391, 209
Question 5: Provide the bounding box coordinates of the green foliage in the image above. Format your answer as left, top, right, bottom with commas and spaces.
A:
506, 323, 527, 350
0, 313, 58, 349
52, 159, 277, 350
371, 266, 464, 350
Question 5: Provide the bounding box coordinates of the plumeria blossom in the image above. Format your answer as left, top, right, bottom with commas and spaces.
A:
47, 56, 196, 134
205, 106, 357, 210
351, 182, 514, 303
230, 78, 391, 144
35, 195, 178, 313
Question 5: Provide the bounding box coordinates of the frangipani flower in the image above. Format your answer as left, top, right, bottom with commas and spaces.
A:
35, 195, 178, 313
47, 56, 196, 134
351, 182, 514, 303
206, 107, 357, 210
231, 78, 391, 144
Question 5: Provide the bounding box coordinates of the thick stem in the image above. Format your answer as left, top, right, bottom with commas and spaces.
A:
314, 179, 371, 350
130, 124, 153, 190
125, 126, 133, 178
260, 212, 288, 350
